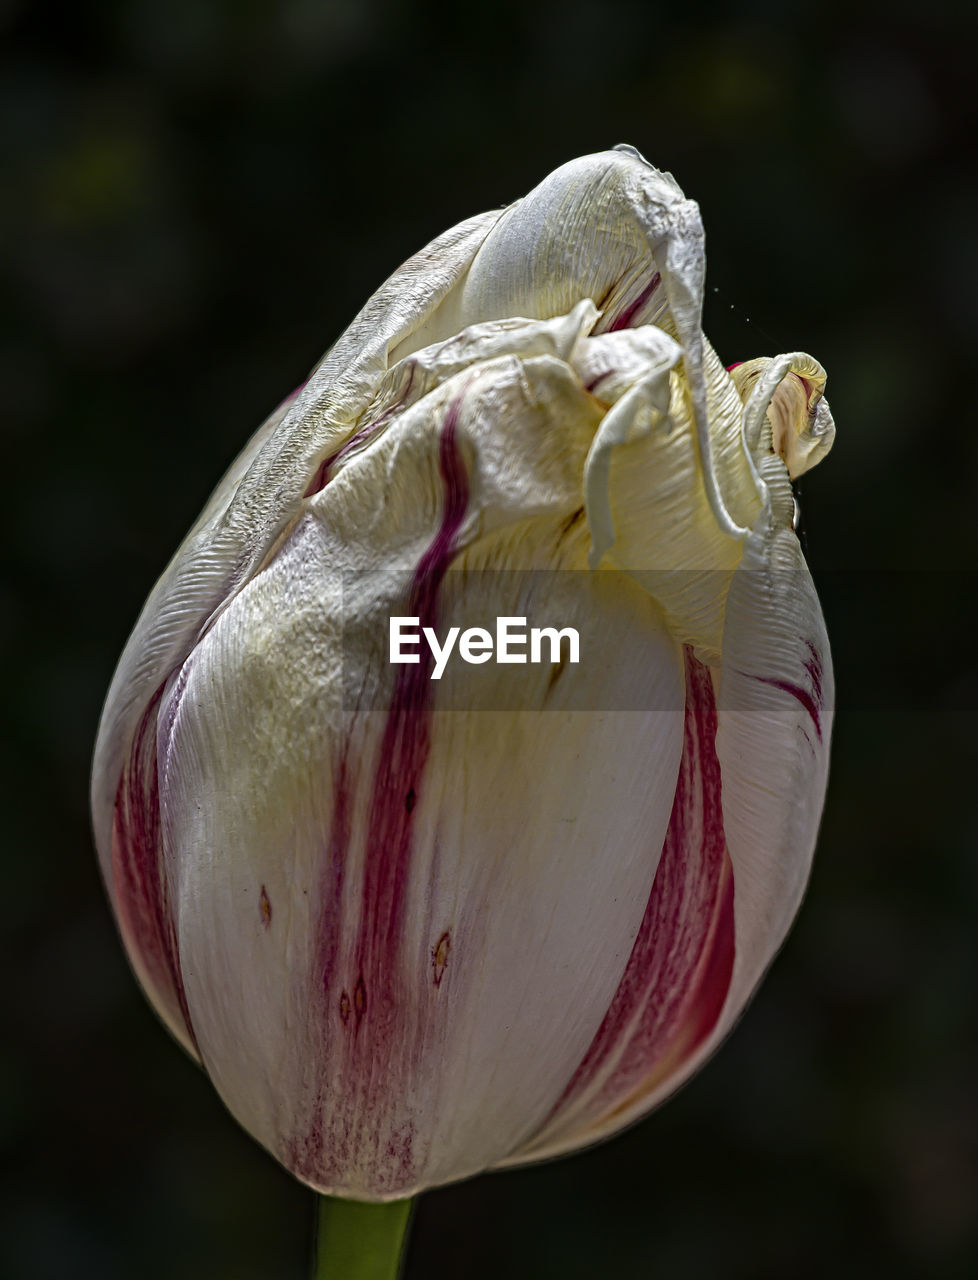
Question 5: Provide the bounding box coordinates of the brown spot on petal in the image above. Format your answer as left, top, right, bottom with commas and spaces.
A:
546, 656, 569, 699
353, 973, 367, 1025
339, 991, 350, 1024
559, 507, 585, 538
259, 885, 272, 928
432, 930, 451, 987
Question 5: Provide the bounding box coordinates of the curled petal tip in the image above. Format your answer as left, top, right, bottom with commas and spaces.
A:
730, 353, 836, 481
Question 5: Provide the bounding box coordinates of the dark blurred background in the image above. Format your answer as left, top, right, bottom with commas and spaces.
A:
2, 0, 977, 1276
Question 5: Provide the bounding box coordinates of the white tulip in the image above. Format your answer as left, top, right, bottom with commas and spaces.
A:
92, 145, 834, 1199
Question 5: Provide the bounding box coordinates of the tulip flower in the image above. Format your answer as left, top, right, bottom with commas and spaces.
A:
92, 146, 834, 1222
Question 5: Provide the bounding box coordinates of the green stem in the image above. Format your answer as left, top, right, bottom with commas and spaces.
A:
313, 1195, 415, 1280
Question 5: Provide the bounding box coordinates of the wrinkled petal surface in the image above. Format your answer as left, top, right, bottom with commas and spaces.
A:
159, 346, 688, 1196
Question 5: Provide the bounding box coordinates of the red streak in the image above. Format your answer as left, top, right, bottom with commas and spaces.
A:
316, 753, 352, 1007
539, 648, 734, 1136
289, 392, 469, 1187
758, 678, 821, 740
753, 644, 823, 743
607, 272, 661, 331
111, 683, 197, 1049
804, 639, 824, 703
352, 394, 468, 1020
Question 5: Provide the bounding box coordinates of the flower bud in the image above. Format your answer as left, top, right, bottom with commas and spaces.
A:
92, 146, 834, 1199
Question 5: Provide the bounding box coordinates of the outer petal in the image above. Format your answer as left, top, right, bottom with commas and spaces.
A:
502, 428, 832, 1162
392, 145, 744, 541
392, 147, 693, 355
503, 645, 734, 1164
92, 209, 503, 889
730, 354, 835, 480
589, 337, 763, 661
157, 351, 688, 1197
92, 212, 506, 1037
711, 458, 833, 1061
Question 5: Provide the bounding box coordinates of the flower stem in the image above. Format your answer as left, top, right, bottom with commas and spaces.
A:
313, 1195, 415, 1280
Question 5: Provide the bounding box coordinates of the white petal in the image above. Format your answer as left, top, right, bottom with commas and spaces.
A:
590, 339, 763, 660
389, 146, 744, 542
501, 515, 832, 1162
323, 301, 600, 482
570, 325, 681, 407
730, 353, 835, 480
712, 520, 833, 1041
391, 148, 690, 353
92, 210, 503, 905
502, 646, 734, 1164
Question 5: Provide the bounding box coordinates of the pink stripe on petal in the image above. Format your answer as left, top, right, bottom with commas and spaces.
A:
607, 272, 662, 332
320, 753, 353, 1009
353, 391, 468, 1004
527, 647, 734, 1149
288, 392, 469, 1190
111, 684, 197, 1050
752, 676, 822, 741
749, 640, 826, 743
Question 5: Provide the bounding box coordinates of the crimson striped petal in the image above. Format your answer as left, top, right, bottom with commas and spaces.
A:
110, 682, 197, 1055
506, 646, 734, 1164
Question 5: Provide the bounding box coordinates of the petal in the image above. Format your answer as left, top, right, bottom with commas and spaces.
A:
392, 145, 745, 542
92, 210, 503, 891
502, 645, 735, 1165
501, 511, 832, 1165
730, 353, 835, 480
391, 147, 692, 353
157, 357, 689, 1196
110, 682, 197, 1055
589, 338, 763, 661
712, 513, 833, 1046
317, 301, 600, 486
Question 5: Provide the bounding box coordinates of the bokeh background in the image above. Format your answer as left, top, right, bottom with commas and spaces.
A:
3, 0, 977, 1276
